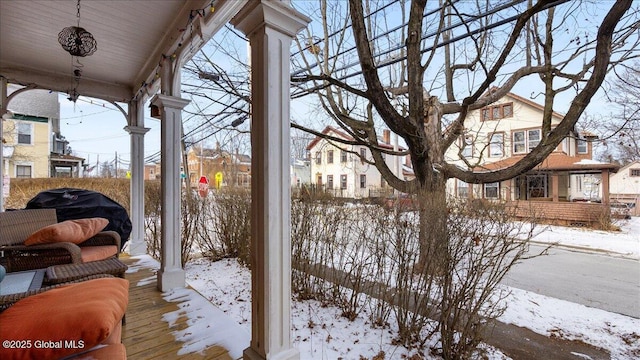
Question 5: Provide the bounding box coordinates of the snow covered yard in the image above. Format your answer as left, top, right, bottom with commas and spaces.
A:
183, 217, 640, 359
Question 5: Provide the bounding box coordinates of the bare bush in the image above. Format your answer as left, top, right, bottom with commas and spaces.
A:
198, 188, 251, 266
180, 189, 201, 266
289, 193, 540, 358
144, 180, 162, 260
291, 193, 344, 301
435, 198, 538, 359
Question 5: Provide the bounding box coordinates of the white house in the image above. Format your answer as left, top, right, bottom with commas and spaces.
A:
609, 160, 640, 215
291, 158, 310, 187
444, 91, 619, 227
306, 126, 413, 199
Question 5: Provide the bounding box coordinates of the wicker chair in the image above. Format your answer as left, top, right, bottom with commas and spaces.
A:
0, 209, 121, 272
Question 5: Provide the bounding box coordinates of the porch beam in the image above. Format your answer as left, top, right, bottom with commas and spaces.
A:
231, 1, 310, 359
125, 98, 150, 256
0, 66, 132, 103
134, 0, 248, 100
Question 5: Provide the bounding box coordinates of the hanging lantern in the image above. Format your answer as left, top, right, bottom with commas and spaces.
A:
58, 26, 97, 57
58, 0, 97, 57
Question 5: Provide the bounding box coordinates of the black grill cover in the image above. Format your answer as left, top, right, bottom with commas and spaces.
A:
25, 188, 132, 249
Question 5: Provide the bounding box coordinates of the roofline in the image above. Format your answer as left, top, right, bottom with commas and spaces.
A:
306, 125, 405, 151
476, 154, 620, 173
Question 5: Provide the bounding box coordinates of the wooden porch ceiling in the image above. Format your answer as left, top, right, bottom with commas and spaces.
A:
0, 0, 245, 103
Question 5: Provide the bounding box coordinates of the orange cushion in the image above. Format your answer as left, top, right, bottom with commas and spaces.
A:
0, 278, 129, 360
80, 246, 118, 262
24, 218, 109, 245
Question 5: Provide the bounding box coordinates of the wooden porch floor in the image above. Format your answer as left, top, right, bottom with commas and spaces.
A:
120, 255, 245, 360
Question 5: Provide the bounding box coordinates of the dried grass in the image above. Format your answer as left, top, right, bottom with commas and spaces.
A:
4, 178, 131, 210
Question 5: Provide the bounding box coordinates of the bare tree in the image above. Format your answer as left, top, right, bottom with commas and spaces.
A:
598, 62, 640, 164
291, 0, 638, 264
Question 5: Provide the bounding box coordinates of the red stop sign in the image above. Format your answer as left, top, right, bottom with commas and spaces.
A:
198, 176, 209, 197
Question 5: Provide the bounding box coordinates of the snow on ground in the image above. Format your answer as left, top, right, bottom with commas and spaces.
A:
525, 217, 640, 259
152, 218, 639, 359
501, 287, 639, 359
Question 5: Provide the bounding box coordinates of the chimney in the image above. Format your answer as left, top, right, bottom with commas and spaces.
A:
383, 129, 391, 144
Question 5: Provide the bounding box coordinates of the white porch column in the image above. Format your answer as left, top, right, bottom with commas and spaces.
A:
151, 93, 190, 291
0, 77, 7, 211
232, 2, 309, 360
125, 98, 150, 256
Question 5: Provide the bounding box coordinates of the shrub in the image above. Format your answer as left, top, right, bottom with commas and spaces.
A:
197, 188, 251, 267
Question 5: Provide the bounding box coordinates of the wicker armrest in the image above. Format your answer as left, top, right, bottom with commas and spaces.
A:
0, 242, 83, 272
80, 231, 121, 250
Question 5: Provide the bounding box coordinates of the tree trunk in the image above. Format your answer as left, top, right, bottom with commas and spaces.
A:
416, 175, 449, 274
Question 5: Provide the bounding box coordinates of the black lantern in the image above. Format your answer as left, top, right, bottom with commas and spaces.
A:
58, 0, 97, 57
58, 26, 97, 57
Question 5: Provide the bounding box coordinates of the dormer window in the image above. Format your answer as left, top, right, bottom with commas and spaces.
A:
481, 103, 513, 121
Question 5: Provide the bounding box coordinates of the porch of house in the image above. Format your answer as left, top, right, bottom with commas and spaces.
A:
508, 200, 610, 227
121, 254, 248, 360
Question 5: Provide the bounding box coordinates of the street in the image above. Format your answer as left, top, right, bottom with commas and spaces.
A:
502, 244, 640, 318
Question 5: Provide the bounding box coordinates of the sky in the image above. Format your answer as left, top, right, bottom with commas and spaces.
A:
56, 0, 631, 169
126, 216, 640, 359
59, 95, 161, 169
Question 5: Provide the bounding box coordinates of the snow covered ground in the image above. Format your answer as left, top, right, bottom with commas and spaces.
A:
144, 217, 639, 359
525, 217, 640, 260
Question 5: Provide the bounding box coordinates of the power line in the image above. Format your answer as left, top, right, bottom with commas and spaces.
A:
291, 0, 570, 98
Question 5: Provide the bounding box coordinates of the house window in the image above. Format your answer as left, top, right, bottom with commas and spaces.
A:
630, 169, 640, 177
513, 129, 541, 154
340, 175, 347, 189
17, 122, 32, 145
360, 148, 367, 164
527, 174, 547, 198
359, 174, 366, 188
528, 129, 540, 152
16, 165, 32, 178
327, 175, 334, 189
315, 152, 321, 165
513, 131, 526, 154
503, 103, 513, 117
489, 133, 504, 157
484, 182, 499, 199
327, 150, 334, 164
457, 179, 469, 198
341, 150, 347, 163
462, 135, 473, 158
577, 139, 588, 154
481, 102, 514, 121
